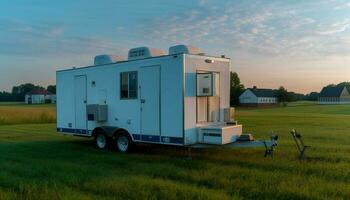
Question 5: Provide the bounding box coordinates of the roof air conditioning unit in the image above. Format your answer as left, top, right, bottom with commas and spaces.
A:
169, 45, 202, 55
128, 47, 166, 60
94, 55, 125, 65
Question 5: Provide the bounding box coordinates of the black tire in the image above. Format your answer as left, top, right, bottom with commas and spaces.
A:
115, 131, 133, 152
94, 130, 108, 149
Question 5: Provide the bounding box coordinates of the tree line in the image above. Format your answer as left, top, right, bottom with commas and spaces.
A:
229, 72, 300, 106
0, 83, 56, 102
2, 77, 347, 103
229, 72, 333, 106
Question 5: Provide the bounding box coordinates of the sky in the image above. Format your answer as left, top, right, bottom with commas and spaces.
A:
0, 0, 350, 94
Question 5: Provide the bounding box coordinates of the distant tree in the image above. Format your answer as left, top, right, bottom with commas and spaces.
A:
326, 84, 337, 87
11, 83, 44, 101
0, 91, 15, 102
276, 86, 292, 106
326, 82, 350, 89
336, 82, 350, 91
230, 72, 245, 106
287, 92, 305, 101
47, 85, 56, 94
304, 92, 319, 101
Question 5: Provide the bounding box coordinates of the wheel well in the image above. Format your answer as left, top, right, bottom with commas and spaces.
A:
92, 127, 132, 141
92, 127, 106, 137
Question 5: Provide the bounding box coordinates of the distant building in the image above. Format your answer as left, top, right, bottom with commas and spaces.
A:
318, 85, 350, 104
25, 89, 56, 104
239, 87, 278, 106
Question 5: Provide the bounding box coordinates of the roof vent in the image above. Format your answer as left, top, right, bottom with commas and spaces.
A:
169, 45, 202, 55
94, 55, 125, 65
128, 47, 166, 60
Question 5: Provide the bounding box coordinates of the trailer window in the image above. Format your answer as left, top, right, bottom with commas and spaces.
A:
120, 71, 138, 99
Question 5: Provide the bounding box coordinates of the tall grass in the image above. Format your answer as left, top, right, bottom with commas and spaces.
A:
0, 104, 55, 125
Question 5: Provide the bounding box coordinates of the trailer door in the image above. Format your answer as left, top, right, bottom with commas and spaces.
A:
139, 66, 160, 141
74, 75, 87, 131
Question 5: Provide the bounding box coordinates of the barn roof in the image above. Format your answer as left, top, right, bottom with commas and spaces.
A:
319, 85, 348, 98
26, 89, 53, 95
248, 88, 277, 98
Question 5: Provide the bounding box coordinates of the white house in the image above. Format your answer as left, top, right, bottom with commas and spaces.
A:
56, 45, 243, 152
318, 85, 350, 104
25, 89, 56, 104
239, 87, 278, 106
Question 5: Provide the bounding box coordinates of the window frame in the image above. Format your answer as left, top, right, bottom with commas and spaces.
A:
120, 71, 138, 100
196, 73, 214, 97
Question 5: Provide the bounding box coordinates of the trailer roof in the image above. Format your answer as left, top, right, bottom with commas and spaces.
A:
56, 53, 230, 73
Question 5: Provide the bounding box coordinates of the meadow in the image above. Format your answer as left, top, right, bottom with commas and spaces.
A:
0, 103, 55, 125
0, 102, 349, 200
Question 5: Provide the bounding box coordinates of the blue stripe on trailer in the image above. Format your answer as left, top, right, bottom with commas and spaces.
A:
132, 134, 141, 140
57, 128, 90, 134
161, 136, 184, 144
132, 134, 183, 144
58, 129, 184, 145
141, 135, 160, 142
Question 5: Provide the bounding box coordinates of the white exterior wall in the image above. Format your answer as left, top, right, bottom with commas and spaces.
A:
239, 90, 258, 104
340, 87, 350, 103
257, 97, 277, 104
25, 94, 45, 104
51, 95, 57, 103
318, 98, 341, 104
239, 90, 277, 104
184, 54, 231, 145
57, 55, 184, 144
25, 95, 29, 104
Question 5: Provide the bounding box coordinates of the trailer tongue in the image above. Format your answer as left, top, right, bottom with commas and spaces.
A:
188, 132, 278, 158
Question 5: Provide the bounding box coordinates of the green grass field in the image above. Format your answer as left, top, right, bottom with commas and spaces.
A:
0, 102, 349, 200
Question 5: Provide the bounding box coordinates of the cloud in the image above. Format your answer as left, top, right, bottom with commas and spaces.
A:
0, 19, 64, 37
198, 0, 210, 6
1, 0, 349, 60
136, 0, 350, 58
0, 19, 123, 57
334, 2, 350, 10
318, 19, 350, 35
46, 26, 64, 37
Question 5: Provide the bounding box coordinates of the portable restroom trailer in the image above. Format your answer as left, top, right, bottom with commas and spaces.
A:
56, 45, 242, 152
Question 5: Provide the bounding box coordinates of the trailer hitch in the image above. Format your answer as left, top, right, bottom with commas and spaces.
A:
263, 135, 278, 157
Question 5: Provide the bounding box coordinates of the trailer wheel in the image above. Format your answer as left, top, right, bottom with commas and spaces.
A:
115, 131, 132, 152
95, 131, 108, 149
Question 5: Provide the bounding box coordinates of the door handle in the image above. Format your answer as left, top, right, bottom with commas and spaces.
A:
141, 99, 146, 103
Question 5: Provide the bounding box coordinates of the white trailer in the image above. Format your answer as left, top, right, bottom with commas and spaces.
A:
56, 45, 244, 152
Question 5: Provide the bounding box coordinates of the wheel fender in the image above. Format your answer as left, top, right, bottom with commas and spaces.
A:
91, 127, 106, 137
92, 126, 119, 138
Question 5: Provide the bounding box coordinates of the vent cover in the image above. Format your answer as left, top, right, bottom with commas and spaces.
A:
94, 55, 125, 65
169, 45, 202, 55
128, 47, 166, 60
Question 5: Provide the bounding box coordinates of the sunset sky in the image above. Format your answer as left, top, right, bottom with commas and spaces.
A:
1, 0, 350, 93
